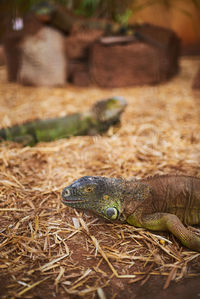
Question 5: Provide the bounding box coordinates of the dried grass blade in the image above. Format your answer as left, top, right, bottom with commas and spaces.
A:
0, 208, 30, 212
16, 277, 49, 296
69, 269, 92, 291
40, 253, 69, 272
55, 267, 65, 285
97, 287, 106, 299
163, 267, 177, 289
91, 235, 136, 279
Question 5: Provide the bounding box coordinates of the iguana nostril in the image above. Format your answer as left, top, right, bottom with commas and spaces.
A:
62, 188, 70, 198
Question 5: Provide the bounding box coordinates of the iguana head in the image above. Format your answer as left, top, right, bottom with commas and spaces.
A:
92, 96, 127, 123
61, 176, 127, 222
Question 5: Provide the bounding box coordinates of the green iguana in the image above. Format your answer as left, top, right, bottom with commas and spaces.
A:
62, 175, 200, 252
0, 96, 126, 146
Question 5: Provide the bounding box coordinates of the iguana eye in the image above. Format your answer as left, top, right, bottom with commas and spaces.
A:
105, 207, 119, 220
84, 186, 94, 192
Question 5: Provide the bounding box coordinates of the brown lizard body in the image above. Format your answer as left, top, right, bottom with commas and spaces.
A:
62, 175, 200, 251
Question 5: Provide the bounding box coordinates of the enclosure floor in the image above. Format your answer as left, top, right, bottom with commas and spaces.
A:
0, 58, 200, 298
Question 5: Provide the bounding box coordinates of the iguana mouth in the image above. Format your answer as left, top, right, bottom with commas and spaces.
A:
61, 198, 84, 204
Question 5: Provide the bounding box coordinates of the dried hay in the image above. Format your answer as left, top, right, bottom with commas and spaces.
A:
0, 58, 200, 298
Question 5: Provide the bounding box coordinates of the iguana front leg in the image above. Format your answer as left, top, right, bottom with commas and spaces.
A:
127, 212, 200, 252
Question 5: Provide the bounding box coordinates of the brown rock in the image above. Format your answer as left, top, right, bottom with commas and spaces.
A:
3, 16, 67, 86
18, 26, 67, 86
89, 24, 180, 88
68, 60, 91, 86
3, 16, 43, 82
192, 66, 200, 89
3, 31, 23, 81
0, 46, 5, 66
65, 29, 103, 59
64, 29, 103, 86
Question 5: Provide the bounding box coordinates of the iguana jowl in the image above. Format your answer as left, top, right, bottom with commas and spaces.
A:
62, 175, 200, 252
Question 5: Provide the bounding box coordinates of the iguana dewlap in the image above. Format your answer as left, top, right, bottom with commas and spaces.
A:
62, 175, 200, 252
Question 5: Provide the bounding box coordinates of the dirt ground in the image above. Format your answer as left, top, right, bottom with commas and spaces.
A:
0, 58, 200, 298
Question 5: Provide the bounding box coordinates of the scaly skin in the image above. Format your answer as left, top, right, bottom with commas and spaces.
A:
0, 97, 126, 146
62, 175, 200, 252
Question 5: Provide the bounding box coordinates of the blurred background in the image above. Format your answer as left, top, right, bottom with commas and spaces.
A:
0, 0, 200, 53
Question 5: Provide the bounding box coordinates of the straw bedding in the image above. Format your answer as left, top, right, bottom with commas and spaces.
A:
0, 58, 200, 298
